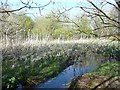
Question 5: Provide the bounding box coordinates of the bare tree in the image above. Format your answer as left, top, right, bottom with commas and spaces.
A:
51, 0, 120, 40
0, 0, 53, 41
86, 0, 120, 40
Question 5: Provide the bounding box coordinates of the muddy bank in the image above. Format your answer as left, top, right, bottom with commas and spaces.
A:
69, 74, 120, 89
69, 61, 120, 89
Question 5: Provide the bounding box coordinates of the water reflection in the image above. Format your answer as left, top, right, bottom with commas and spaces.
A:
35, 52, 99, 89
35, 66, 93, 89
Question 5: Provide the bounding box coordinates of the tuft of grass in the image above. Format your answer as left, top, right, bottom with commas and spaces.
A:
89, 61, 120, 77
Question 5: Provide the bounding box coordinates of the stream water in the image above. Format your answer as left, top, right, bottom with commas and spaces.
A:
17, 53, 100, 89
35, 53, 99, 89
35, 65, 97, 89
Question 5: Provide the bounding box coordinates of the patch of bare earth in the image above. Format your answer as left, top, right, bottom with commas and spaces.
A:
69, 74, 120, 89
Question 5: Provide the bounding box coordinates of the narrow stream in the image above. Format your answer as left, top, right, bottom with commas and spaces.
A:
35, 65, 97, 89
17, 53, 100, 89
35, 53, 99, 89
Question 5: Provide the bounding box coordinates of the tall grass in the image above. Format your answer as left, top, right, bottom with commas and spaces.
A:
1, 37, 119, 89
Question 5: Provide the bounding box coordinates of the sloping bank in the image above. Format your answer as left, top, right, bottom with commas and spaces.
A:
69, 61, 120, 89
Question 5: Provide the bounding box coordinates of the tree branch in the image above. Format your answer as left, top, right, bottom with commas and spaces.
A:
92, 76, 114, 90
0, 0, 52, 14
87, 0, 120, 24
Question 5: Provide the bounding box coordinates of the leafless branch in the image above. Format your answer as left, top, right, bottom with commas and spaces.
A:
87, 0, 120, 24
94, 25, 119, 30
0, 0, 52, 14
92, 76, 114, 90
106, 1, 120, 11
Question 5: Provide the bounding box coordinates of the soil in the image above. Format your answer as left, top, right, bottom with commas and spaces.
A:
69, 74, 120, 89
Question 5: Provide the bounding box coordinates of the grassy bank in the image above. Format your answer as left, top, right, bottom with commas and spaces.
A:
2, 39, 119, 89
90, 61, 120, 77
2, 44, 73, 89
69, 61, 120, 89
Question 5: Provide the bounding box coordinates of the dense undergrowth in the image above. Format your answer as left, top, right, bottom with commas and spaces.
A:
1, 39, 119, 89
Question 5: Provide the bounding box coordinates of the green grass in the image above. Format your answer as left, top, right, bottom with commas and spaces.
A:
89, 61, 120, 77
2, 39, 119, 89
68, 61, 120, 89
2, 50, 71, 89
